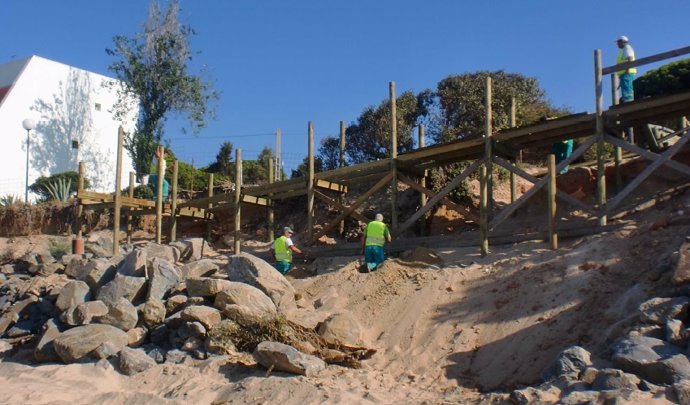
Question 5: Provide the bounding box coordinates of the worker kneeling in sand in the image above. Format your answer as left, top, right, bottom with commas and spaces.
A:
361, 213, 392, 271
271, 226, 303, 275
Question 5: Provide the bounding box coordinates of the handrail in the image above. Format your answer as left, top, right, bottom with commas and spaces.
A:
602, 45, 690, 75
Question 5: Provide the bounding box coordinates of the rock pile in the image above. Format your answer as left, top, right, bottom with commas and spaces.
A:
0, 238, 373, 377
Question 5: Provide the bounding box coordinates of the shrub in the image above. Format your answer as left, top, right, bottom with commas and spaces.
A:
30, 171, 90, 202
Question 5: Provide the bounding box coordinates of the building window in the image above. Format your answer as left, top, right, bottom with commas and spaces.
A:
95, 103, 101, 111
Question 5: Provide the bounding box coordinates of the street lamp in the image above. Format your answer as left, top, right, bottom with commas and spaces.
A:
22, 118, 36, 203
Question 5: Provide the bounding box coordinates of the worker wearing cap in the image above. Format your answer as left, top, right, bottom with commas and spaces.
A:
271, 226, 302, 275
361, 213, 392, 271
616, 36, 636, 103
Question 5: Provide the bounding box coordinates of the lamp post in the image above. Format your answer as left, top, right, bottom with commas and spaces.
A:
22, 118, 36, 203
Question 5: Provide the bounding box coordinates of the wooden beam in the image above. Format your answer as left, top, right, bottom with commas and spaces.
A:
480, 165, 488, 256
170, 161, 179, 242
127, 171, 135, 244
310, 172, 394, 245
234, 149, 241, 254
315, 179, 347, 193
604, 133, 690, 178
602, 45, 690, 75
313, 189, 370, 224
395, 159, 482, 237
397, 174, 479, 222
155, 145, 164, 244
308, 122, 315, 241
547, 154, 558, 250
113, 127, 124, 253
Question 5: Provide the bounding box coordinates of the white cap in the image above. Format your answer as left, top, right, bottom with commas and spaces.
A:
617, 35, 629, 43
375, 213, 384, 221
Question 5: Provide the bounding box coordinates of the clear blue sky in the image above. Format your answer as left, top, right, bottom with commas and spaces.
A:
3, 1, 689, 172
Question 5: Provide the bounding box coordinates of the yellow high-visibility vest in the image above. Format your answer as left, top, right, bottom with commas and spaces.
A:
616, 47, 637, 75
274, 236, 292, 262
365, 221, 388, 247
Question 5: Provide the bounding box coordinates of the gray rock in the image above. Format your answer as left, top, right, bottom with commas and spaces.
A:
56, 281, 91, 312
226, 252, 296, 310
639, 297, 689, 325
180, 259, 218, 280
0, 295, 39, 336
53, 324, 128, 363
118, 249, 147, 277
63, 256, 89, 278
510, 386, 561, 405
612, 335, 684, 384
149, 324, 170, 346
181, 305, 221, 330
85, 232, 115, 257
141, 299, 166, 328
118, 347, 156, 375
146, 346, 167, 364
165, 349, 188, 364
34, 318, 63, 363
73, 300, 109, 325
591, 368, 640, 390
144, 242, 179, 264
97, 274, 147, 306
165, 295, 188, 315
667, 319, 689, 346
147, 258, 180, 300
254, 341, 326, 376
657, 354, 690, 384
0, 339, 12, 355
82, 256, 123, 291
97, 298, 139, 331
127, 327, 147, 347
178, 321, 206, 340
672, 241, 690, 285
674, 380, 690, 405
542, 346, 593, 381
29, 262, 64, 277
6, 320, 35, 338
185, 277, 232, 298
214, 282, 277, 320
170, 238, 213, 262
317, 312, 364, 347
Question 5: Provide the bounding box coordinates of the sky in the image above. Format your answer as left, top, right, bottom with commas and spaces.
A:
2, 0, 689, 173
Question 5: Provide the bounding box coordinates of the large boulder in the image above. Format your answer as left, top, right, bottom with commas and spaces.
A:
170, 238, 213, 262
611, 335, 685, 384
213, 282, 277, 321
542, 346, 592, 381
639, 297, 689, 325
180, 259, 218, 280
185, 277, 232, 298
147, 258, 180, 300
81, 256, 123, 291
144, 242, 179, 264
53, 324, 128, 363
97, 298, 139, 331
254, 341, 326, 376
672, 241, 690, 285
181, 305, 222, 330
118, 347, 156, 375
118, 249, 147, 277
56, 281, 91, 312
226, 253, 296, 310
317, 312, 364, 347
33, 318, 63, 363
97, 274, 147, 306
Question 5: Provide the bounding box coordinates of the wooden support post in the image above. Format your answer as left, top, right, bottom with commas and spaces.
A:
77, 161, 85, 239
234, 149, 241, 254
276, 128, 282, 181
339, 120, 346, 235
480, 164, 489, 257
611, 73, 623, 193
268, 158, 275, 242
126, 171, 135, 244
113, 127, 124, 254
594, 49, 607, 226
419, 124, 427, 235
510, 96, 518, 205
547, 154, 558, 249
390, 81, 398, 231
206, 173, 214, 242
307, 121, 315, 241
169, 160, 179, 242
155, 146, 164, 244
485, 77, 494, 216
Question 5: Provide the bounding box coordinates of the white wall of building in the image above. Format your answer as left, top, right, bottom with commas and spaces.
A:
0, 56, 137, 200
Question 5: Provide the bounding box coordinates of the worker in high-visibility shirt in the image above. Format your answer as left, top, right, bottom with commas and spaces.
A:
616, 35, 636, 103
271, 226, 303, 275
360, 213, 392, 271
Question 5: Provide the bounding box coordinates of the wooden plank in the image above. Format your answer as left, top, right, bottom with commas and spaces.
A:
396, 137, 484, 162
313, 189, 370, 224
604, 134, 690, 177
315, 179, 347, 193
395, 159, 482, 237
243, 177, 305, 196
547, 154, 558, 249
315, 159, 390, 181
310, 172, 394, 244
602, 45, 690, 75
605, 127, 690, 212
397, 174, 479, 222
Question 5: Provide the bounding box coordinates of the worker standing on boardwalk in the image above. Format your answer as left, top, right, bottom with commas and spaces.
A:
271, 226, 303, 275
616, 35, 636, 103
361, 213, 392, 272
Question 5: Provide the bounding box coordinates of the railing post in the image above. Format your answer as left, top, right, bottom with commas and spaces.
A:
390, 81, 398, 231
113, 127, 124, 254
547, 154, 558, 249
595, 49, 607, 226
234, 150, 241, 254
169, 160, 178, 242
307, 121, 315, 241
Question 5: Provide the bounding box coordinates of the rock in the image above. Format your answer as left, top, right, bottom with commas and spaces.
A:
185, 277, 232, 298
542, 346, 592, 381
144, 242, 179, 264
510, 386, 561, 405
97, 298, 139, 331
205, 322, 236, 355
63, 256, 89, 279
141, 299, 166, 328
181, 337, 203, 352
0, 295, 38, 336
73, 300, 109, 325
658, 354, 690, 384
146, 346, 166, 364
580, 367, 598, 384
317, 312, 364, 347
591, 368, 640, 390
85, 232, 115, 257
254, 341, 326, 376
611, 335, 684, 384
53, 324, 128, 363
147, 258, 180, 300
165, 295, 188, 315
667, 319, 689, 346
213, 282, 277, 320
181, 306, 221, 330
178, 321, 206, 340
127, 327, 147, 347
97, 274, 147, 306
0, 340, 12, 355
674, 380, 690, 405
81, 256, 122, 291
226, 252, 296, 310
283, 308, 329, 330
92, 341, 123, 360
673, 241, 690, 285
34, 318, 63, 363
6, 320, 36, 337
164, 349, 188, 364
118, 347, 156, 375
639, 297, 689, 325
56, 281, 91, 312
118, 249, 147, 277
170, 238, 212, 262
29, 262, 64, 277
180, 259, 218, 280
149, 324, 170, 346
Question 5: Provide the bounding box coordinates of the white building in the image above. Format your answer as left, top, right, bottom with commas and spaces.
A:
0, 55, 137, 200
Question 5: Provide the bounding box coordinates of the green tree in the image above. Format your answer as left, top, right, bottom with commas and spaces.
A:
345, 91, 425, 164
317, 136, 340, 171
106, 0, 217, 179
291, 155, 324, 179
207, 141, 233, 175
635, 58, 690, 98
434, 70, 568, 143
